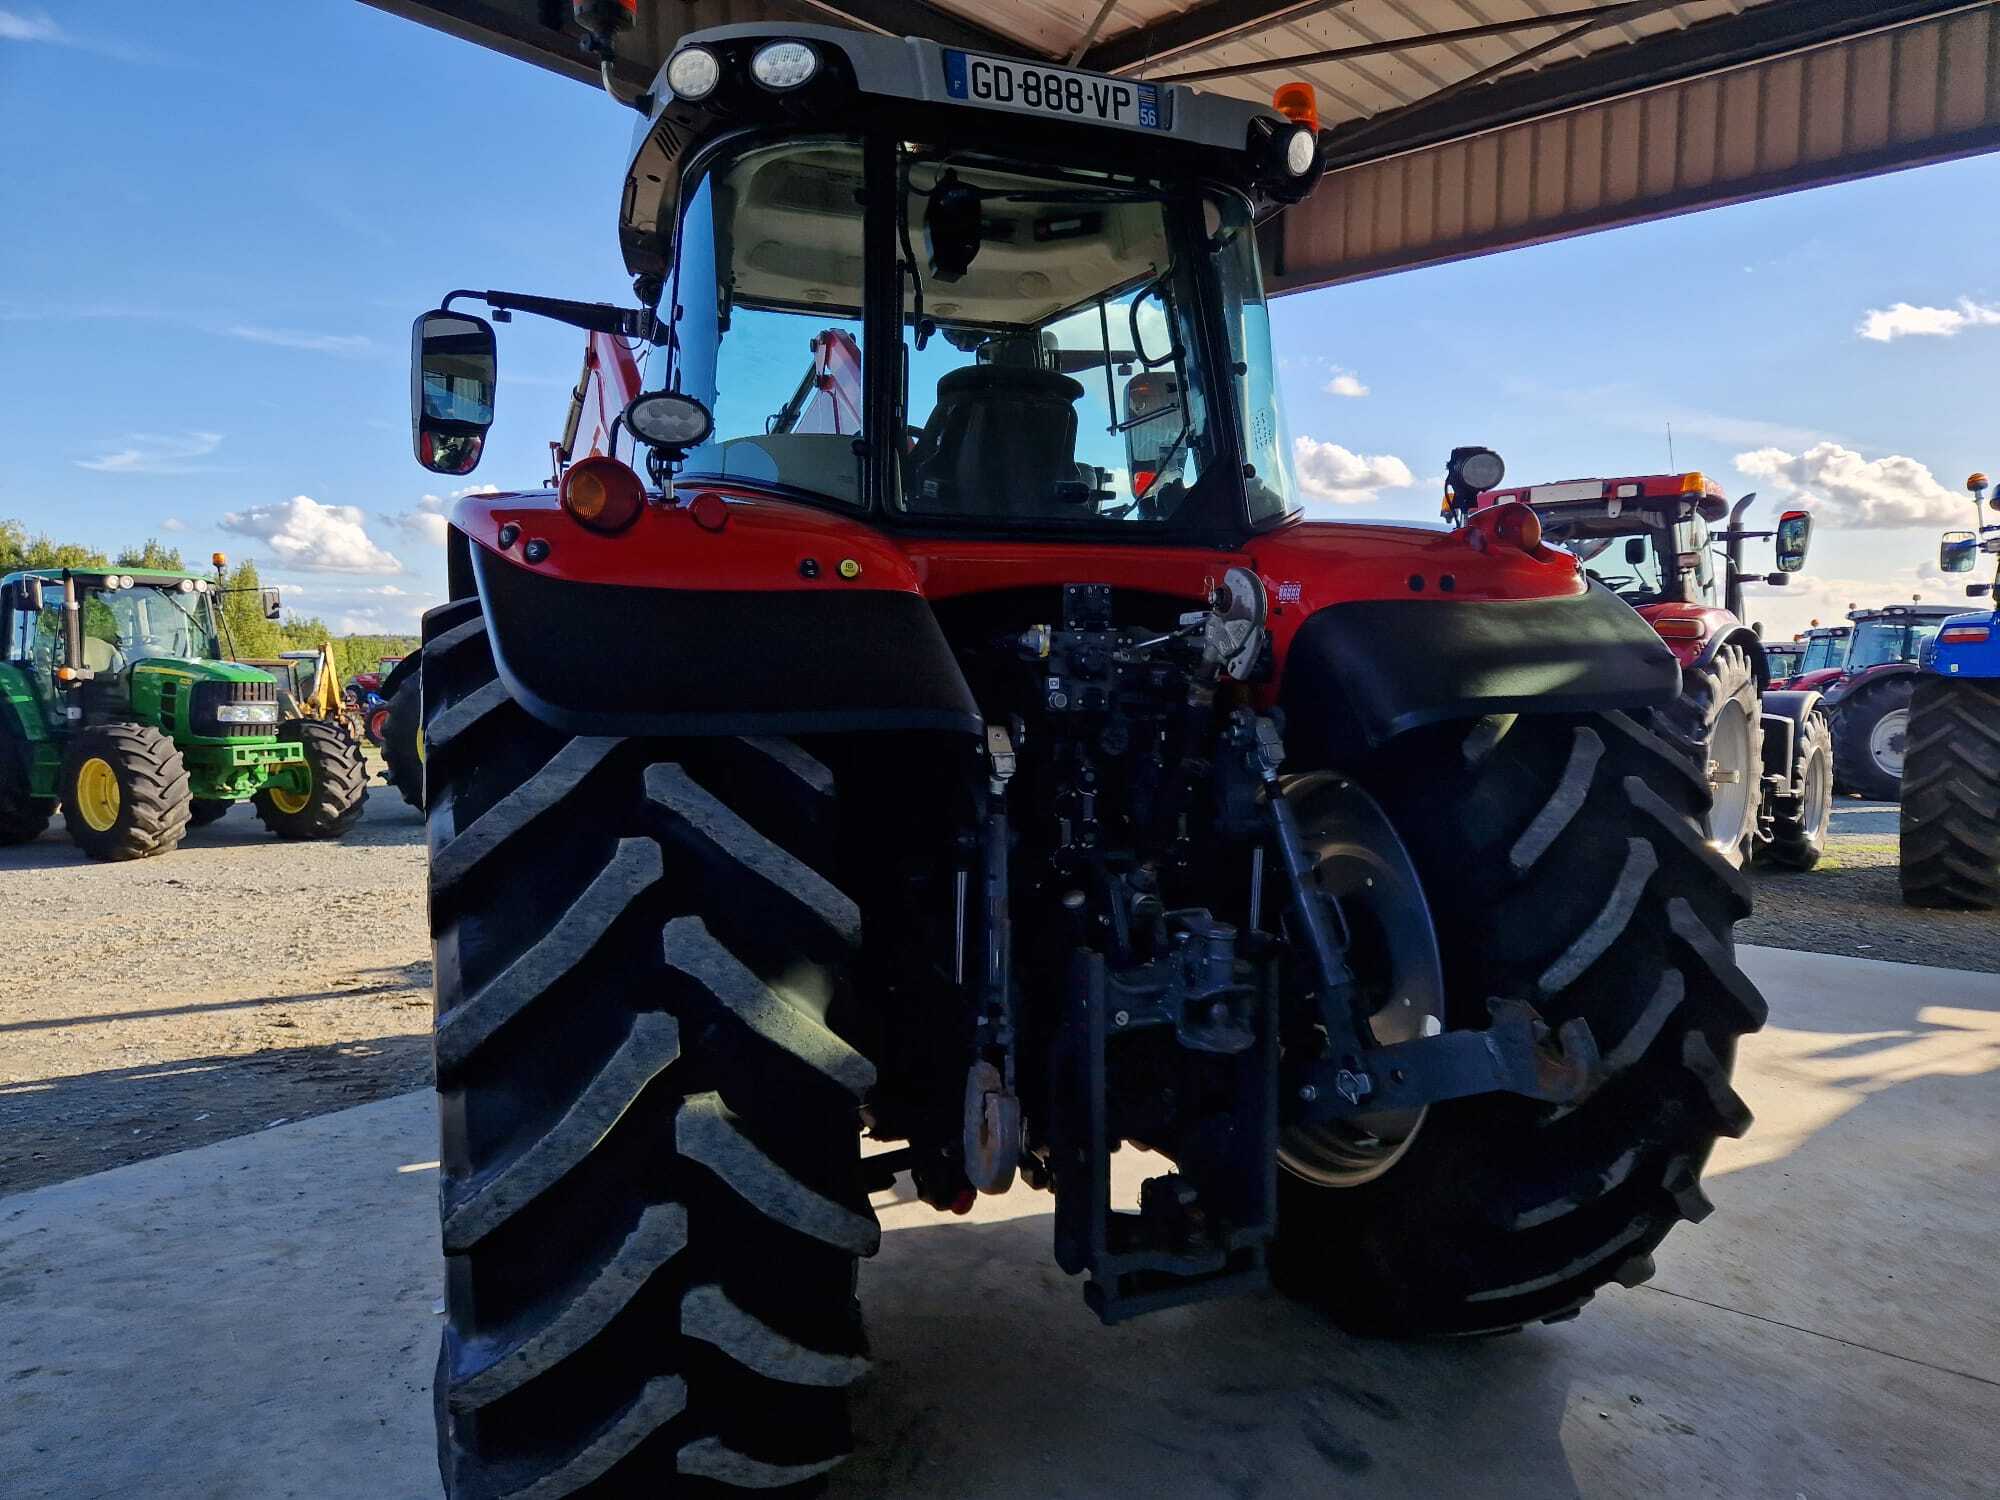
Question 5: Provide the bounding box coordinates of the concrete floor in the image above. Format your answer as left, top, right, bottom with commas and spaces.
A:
2, 947, 1995, 1500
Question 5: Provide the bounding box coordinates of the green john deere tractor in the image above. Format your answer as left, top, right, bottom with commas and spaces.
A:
0, 566, 366, 859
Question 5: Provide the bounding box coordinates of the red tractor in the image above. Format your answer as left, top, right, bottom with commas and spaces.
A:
1473, 473, 1830, 869
1820, 602, 1966, 799
1779, 622, 1852, 690
401, 21, 1764, 1497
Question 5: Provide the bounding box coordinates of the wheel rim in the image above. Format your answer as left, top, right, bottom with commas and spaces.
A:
1276, 777, 1445, 1189
1870, 708, 1909, 780
74, 757, 121, 832
1802, 745, 1831, 844
267, 772, 311, 815
369, 709, 390, 743
1705, 699, 1754, 853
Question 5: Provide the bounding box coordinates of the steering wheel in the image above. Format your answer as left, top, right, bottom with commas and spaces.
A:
1589, 573, 1638, 591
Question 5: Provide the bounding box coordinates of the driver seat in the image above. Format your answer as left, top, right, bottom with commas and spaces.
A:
909, 364, 1085, 518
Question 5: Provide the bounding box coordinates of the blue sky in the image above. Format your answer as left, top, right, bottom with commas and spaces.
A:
4, 0, 1996, 639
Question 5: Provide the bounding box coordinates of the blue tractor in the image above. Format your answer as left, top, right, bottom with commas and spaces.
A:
1899, 473, 2000, 909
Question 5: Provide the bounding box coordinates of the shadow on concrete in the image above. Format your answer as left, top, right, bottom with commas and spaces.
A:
0, 1030, 433, 1196
0, 966, 430, 1034
838, 1209, 1583, 1500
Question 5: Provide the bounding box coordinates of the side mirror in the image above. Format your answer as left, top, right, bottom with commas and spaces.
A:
1763, 573, 1791, 587
622, 391, 714, 460
1970, 583, 1994, 598
1775, 509, 1811, 572
412, 309, 497, 476
1624, 537, 1648, 566
1941, 530, 1978, 573
260, 588, 282, 622
21, 577, 44, 613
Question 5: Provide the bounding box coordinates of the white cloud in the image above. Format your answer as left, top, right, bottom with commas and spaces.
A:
159, 517, 187, 533
386, 494, 449, 546
1292, 435, 1414, 504
1323, 371, 1369, 399
220, 495, 404, 573
0, 10, 61, 42
386, 485, 497, 546
224, 324, 375, 356
1856, 297, 2000, 342
1733, 443, 1970, 529
76, 431, 222, 475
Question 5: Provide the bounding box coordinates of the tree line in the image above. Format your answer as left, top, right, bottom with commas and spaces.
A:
1, 520, 418, 684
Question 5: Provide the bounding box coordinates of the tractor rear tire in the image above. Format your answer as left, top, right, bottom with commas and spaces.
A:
58, 723, 192, 861
382, 677, 425, 812
253, 719, 367, 839
1273, 710, 1764, 1336
1657, 644, 1763, 868
1762, 709, 1833, 871
422, 600, 876, 1499
0, 717, 54, 846
188, 798, 234, 827
1899, 677, 2000, 910
1831, 673, 1915, 801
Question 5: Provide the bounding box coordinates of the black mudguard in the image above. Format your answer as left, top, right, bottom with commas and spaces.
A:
1279, 585, 1681, 764
470, 543, 983, 739
1758, 688, 1822, 777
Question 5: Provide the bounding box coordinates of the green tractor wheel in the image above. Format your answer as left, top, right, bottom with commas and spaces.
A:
58, 723, 192, 861
253, 719, 368, 839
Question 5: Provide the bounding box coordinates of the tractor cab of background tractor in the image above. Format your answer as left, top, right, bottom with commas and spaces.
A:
1469, 472, 1811, 619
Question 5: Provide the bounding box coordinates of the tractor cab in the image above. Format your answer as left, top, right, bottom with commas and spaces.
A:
409, 22, 1325, 539
1474, 472, 1810, 626
1762, 639, 1805, 680
0, 567, 270, 729
1845, 603, 1960, 670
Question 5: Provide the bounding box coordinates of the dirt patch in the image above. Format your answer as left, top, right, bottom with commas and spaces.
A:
0, 780, 434, 1195
1744, 801, 2000, 975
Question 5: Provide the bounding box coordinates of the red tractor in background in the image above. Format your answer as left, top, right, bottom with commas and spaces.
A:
397, 19, 1767, 1497
1472, 473, 1830, 869
1777, 622, 1852, 690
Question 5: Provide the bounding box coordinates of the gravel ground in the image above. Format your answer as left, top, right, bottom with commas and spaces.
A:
2, 782, 1992, 1198
1743, 799, 2000, 975
0, 777, 432, 1195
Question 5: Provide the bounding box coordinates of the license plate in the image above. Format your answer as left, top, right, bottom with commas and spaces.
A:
943, 50, 1167, 132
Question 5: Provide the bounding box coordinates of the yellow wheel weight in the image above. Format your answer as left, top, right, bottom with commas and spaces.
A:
74, 757, 122, 832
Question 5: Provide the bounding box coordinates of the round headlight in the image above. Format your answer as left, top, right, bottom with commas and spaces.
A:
119, 575, 136, 590
666, 46, 721, 102
1458, 449, 1506, 491
178, 578, 194, 593
624, 391, 715, 450
1284, 124, 1316, 176
751, 40, 818, 90
194, 578, 210, 592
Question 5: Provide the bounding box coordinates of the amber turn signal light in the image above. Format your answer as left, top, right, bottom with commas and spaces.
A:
559, 455, 646, 534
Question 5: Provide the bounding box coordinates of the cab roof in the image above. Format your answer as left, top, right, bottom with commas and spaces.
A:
1847, 603, 1964, 622
3, 565, 208, 586
1478, 472, 1731, 522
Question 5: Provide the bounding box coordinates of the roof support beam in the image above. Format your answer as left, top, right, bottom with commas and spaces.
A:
1082, 0, 1351, 77
1152, 2, 1666, 85
797, 0, 1036, 57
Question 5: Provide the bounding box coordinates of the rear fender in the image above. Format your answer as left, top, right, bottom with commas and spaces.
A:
1275, 582, 1681, 766
457, 493, 981, 739
1695, 624, 1770, 690
1820, 660, 1916, 709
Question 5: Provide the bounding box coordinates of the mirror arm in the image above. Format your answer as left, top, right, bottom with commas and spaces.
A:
444, 289, 660, 343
